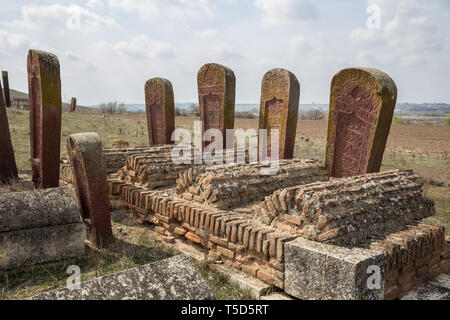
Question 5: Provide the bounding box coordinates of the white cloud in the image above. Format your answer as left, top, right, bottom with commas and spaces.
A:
0, 30, 32, 52
99, 35, 175, 60
254, 0, 318, 25
196, 29, 218, 38
8, 4, 119, 32
107, 0, 213, 20
289, 35, 312, 54
87, 0, 105, 10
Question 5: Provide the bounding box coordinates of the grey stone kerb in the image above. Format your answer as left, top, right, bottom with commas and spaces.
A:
284, 237, 385, 300
31, 254, 215, 300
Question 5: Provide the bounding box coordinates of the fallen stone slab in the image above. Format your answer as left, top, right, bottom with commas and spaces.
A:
0, 187, 86, 270
284, 237, 385, 300
31, 254, 215, 300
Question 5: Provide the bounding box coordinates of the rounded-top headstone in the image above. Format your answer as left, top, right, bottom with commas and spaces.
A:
197, 63, 236, 150
325, 67, 397, 178
145, 77, 175, 146
259, 68, 300, 160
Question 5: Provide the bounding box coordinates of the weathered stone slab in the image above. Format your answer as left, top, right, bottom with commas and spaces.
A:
27, 49, 62, 189
284, 237, 385, 300
0, 223, 85, 270
0, 79, 18, 183
259, 68, 300, 160
325, 67, 397, 178
197, 63, 235, 150
70, 97, 76, 112
401, 274, 450, 300
67, 132, 113, 245
31, 254, 214, 300
145, 78, 175, 146
2, 71, 11, 108
0, 187, 81, 232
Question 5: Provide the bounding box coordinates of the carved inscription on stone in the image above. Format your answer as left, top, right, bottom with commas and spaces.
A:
265, 97, 283, 157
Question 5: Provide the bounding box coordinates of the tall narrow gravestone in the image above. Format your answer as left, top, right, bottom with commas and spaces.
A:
2, 71, 11, 108
0, 79, 18, 183
27, 50, 62, 189
70, 97, 77, 112
67, 132, 113, 246
259, 69, 300, 160
197, 63, 235, 150
325, 67, 397, 178
144, 78, 175, 146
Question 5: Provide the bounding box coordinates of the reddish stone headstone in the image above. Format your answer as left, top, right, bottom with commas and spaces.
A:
2, 71, 11, 108
144, 78, 175, 146
67, 132, 113, 246
70, 97, 77, 112
259, 68, 300, 160
0, 79, 18, 183
27, 49, 62, 189
325, 67, 397, 178
197, 63, 235, 150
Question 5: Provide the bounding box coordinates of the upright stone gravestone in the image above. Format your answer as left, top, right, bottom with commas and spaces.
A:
197, 63, 235, 150
325, 67, 397, 178
259, 68, 300, 160
144, 78, 175, 146
0, 79, 18, 183
27, 49, 62, 189
70, 97, 77, 112
2, 71, 11, 108
67, 132, 113, 246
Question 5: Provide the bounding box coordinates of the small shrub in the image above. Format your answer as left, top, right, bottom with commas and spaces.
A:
392, 116, 404, 124
445, 116, 450, 126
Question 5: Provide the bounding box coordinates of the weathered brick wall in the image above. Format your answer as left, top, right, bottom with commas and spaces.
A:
258, 169, 435, 245
176, 159, 328, 209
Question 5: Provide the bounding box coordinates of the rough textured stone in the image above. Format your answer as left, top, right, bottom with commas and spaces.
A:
197, 63, 235, 150
284, 237, 385, 300
145, 78, 175, 146
31, 255, 214, 300
261, 169, 434, 245
70, 97, 76, 112
326, 67, 397, 178
0, 187, 81, 232
259, 68, 300, 160
27, 49, 62, 189
176, 159, 328, 209
401, 274, 450, 300
0, 223, 85, 270
0, 78, 18, 183
2, 71, 11, 108
67, 132, 113, 245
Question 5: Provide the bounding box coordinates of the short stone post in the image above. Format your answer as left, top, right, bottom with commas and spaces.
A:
325, 67, 397, 178
2, 71, 11, 108
70, 97, 77, 112
67, 132, 113, 246
27, 49, 62, 189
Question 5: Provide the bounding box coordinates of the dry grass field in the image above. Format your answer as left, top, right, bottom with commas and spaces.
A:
1, 108, 449, 299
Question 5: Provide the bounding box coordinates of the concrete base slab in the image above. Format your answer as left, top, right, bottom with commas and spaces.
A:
0, 223, 86, 270
284, 237, 385, 300
31, 254, 214, 300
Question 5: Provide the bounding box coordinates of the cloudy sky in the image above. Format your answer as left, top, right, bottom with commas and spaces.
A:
1, 0, 449, 106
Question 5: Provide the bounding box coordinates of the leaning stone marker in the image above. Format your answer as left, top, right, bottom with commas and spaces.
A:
0, 79, 18, 183
31, 255, 215, 300
259, 68, 300, 160
70, 97, 76, 112
27, 49, 62, 189
0, 187, 85, 270
284, 237, 385, 300
144, 78, 175, 146
2, 71, 11, 108
325, 67, 397, 178
67, 132, 113, 246
197, 63, 235, 150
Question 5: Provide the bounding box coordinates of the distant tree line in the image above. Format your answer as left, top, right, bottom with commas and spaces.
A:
99, 101, 127, 115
